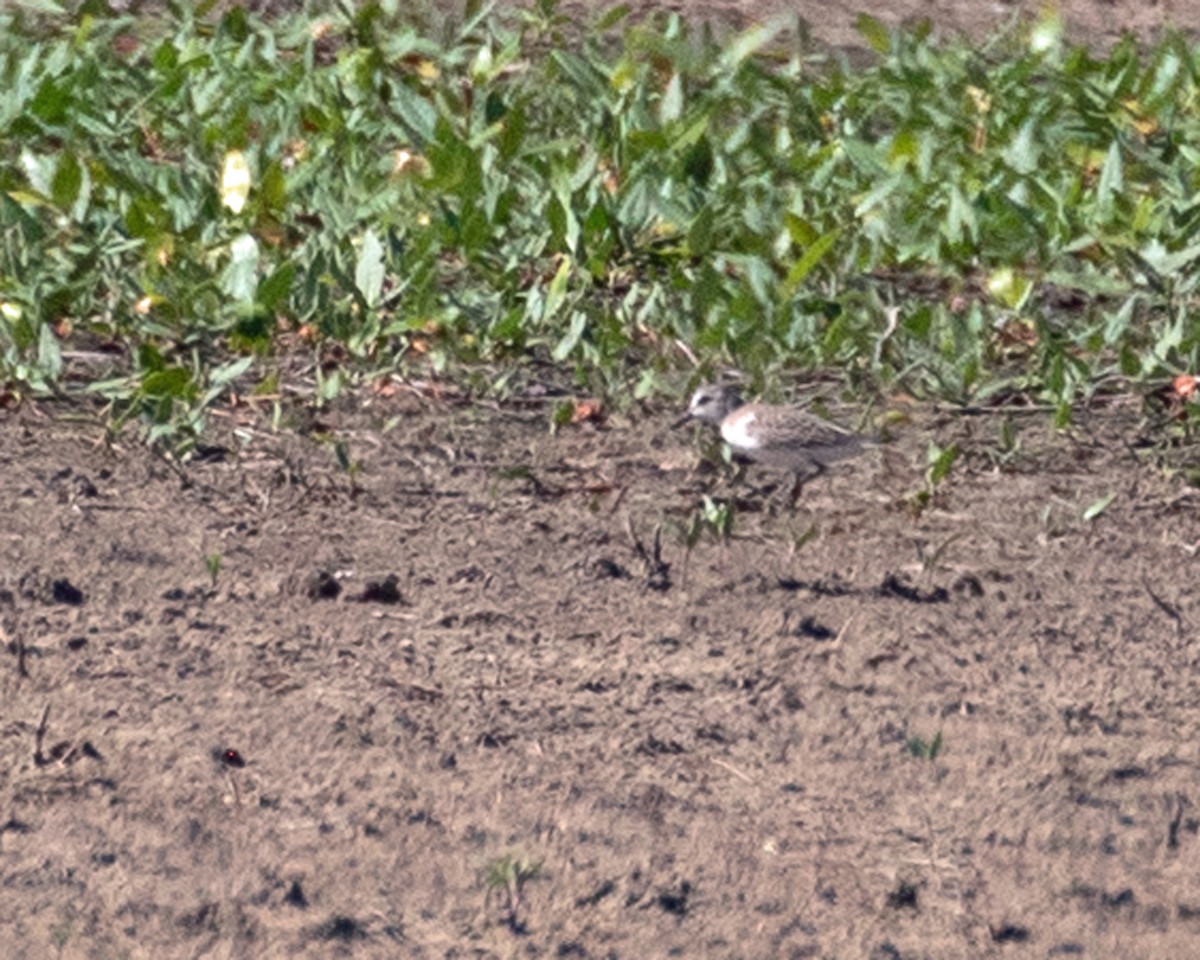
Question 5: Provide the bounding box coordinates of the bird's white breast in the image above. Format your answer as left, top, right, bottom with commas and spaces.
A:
721, 410, 760, 451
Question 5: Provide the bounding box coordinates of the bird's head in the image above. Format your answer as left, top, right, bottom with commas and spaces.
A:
675, 383, 744, 427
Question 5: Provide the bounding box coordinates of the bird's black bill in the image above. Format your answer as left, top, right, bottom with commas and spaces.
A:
671, 411, 693, 429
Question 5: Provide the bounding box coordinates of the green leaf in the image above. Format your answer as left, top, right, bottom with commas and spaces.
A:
14, 0, 65, 11
222, 233, 260, 304
498, 101, 527, 159
51, 152, 81, 212
542, 255, 572, 323
783, 228, 841, 295
260, 162, 287, 212
1002, 121, 1039, 175
633, 367, 658, 400
138, 343, 165, 373
257, 262, 295, 312
853, 174, 902, 217
855, 13, 891, 54
318, 367, 343, 402
926, 443, 959, 487
19, 149, 53, 196
659, 72, 682, 125
719, 16, 788, 70
682, 135, 714, 187
784, 214, 818, 247
594, 3, 631, 30
37, 322, 62, 381
31, 74, 71, 124
355, 229, 385, 308
551, 310, 587, 361
686, 206, 713, 256
142, 367, 193, 398
946, 185, 976, 244
986, 267, 1032, 310
1141, 239, 1200, 275
389, 81, 437, 146
84, 376, 137, 399
210, 355, 254, 388
1096, 141, 1123, 213
551, 50, 605, 98
5, 190, 52, 208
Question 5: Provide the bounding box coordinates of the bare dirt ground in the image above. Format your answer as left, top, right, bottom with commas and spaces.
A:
556, 0, 1200, 54
7, 2, 1200, 958
4, 381, 1200, 959
123, 0, 1200, 51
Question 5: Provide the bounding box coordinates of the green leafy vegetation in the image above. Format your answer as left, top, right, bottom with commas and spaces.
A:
3, 1, 1200, 450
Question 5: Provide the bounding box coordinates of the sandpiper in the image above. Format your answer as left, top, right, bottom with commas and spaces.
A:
676, 382, 869, 501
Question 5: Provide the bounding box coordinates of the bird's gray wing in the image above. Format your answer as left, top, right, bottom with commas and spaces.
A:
754, 406, 859, 451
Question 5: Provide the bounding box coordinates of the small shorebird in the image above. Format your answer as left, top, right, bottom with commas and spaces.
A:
676, 382, 869, 502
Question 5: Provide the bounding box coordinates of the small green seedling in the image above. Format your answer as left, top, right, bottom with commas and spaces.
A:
334, 440, 363, 493
205, 553, 222, 590
550, 400, 575, 433
906, 730, 944, 761
484, 854, 542, 932
909, 442, 959, 516
789, 521, 820, 556
686, 495, 734, 549
990, 418, 1021, 468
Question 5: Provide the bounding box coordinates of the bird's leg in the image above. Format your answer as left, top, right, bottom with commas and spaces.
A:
788, 474, 804, 506
788, 462, 825, 507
